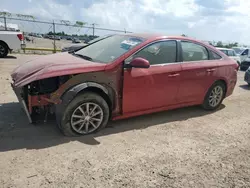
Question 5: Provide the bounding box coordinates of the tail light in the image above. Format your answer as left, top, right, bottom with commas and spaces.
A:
17, 34, 24, 41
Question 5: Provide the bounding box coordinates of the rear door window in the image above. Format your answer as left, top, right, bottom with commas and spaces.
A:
181, 41, 208, 62
210, 51, 222, 60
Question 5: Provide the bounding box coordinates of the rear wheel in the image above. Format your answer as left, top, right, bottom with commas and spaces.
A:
202, 82, 225, 110
56, 92, 109, 136
0, 42, 8, 58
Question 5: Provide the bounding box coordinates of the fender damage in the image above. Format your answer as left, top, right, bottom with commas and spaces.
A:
11, 53, 122, 123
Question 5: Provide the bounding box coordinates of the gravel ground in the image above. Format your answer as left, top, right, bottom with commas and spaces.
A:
0, 54, 250, 188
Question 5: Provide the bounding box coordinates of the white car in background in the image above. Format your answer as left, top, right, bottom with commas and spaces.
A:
217, 47, 241, 65
0, 30, 25, 58
238, 48, 250, 62
232, 47, 246, 56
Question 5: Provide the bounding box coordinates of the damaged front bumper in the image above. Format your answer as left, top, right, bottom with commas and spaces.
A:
11, 83, 32, 123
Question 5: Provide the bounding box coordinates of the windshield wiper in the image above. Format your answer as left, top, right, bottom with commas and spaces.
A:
71, 52, 93, 61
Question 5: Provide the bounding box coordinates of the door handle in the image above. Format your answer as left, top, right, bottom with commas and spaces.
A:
168, 73, 180, 77
206, 68, 216, 72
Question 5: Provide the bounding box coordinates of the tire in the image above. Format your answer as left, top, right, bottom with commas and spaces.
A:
56, 92, 109, 137
202, 81, 226, 111
0, 42, 8, 58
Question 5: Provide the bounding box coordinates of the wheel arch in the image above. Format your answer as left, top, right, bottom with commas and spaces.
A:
0, 40, 10, 50
206, 79, 228, 99
56, 82, 114, 117
78, 86, 112, 113
215, 79, 227, 96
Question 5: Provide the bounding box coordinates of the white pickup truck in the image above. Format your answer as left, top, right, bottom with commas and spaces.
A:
0, 30, 25, 58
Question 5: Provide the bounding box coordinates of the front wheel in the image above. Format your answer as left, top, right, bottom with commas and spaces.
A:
57, 92, 110, 136
202, 82, 226, 110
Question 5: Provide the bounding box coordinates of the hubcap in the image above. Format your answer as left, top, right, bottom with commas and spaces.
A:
209, 86, 223, 107
70, 102, 104, 134
0, 45, 5, 56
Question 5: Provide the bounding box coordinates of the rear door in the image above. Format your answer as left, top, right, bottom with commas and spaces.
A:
177, 40, 220, 103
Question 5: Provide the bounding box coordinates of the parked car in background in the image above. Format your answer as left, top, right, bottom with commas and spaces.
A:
11, 34, 238, 136
55, 36, 61, 40
35, 34, 43, 38
61, 34, 113, 52
44, 35, 50, 39
217, 47, 241, 65
49, 36, 61, 40
72, 38, 81, 43
239, 48, 250, 62
25, 36, 31, 42
232, 47, 246, 56
244, 67, 250, 86
240, 56, 250, 70
0, 30, 25, 58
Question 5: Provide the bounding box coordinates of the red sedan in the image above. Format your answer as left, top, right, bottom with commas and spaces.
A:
11, 34, 238, 136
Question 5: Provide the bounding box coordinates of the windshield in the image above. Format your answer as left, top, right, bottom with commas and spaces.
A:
74, 35, 145, 63
232, 47, 245, 55
87, 35, 112, 44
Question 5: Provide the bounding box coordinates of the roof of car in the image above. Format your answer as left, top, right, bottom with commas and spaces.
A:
216, 47, 234, 51
122, 33, 203, 42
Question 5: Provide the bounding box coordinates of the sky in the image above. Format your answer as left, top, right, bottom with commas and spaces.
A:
1, 0, 250, 44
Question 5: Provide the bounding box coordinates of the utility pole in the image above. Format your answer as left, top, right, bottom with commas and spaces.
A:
52, 20, 56, 53
92, 23, 95, 37
91, 23, 98, 37
4, 17, 7, 30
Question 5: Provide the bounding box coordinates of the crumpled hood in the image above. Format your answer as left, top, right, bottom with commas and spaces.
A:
11, 52, 106, 87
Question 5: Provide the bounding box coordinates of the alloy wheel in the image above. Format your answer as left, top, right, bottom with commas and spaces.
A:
70, 102, 104, 134
208, 86, 223, 107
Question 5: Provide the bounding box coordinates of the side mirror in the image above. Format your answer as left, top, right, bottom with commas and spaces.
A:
129, 57, 150, 68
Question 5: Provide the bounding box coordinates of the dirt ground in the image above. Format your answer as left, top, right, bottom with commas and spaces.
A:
0, 54, 250, 188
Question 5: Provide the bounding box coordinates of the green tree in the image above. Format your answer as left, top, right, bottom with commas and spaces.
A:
216, 41, 223, 47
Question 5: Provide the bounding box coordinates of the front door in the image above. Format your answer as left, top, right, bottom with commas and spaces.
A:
122, 40, 181, 114
177, 41, 219, 103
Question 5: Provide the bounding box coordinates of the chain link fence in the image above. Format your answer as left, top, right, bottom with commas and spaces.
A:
0, 14, 132, 54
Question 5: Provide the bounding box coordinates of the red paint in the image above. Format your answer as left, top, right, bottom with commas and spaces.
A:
129, 57, 150, 68
177, 60, 219, 103
112, 101, 200, 121
11, 34, 238, 121
122, 63, 181, 114
11, 52, 106, 87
